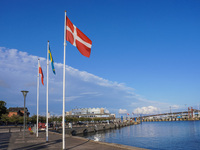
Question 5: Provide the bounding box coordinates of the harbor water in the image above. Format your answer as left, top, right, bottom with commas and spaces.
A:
82, 121, 200, 150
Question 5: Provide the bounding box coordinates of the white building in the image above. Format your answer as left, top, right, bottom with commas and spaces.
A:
66, 108, 114, 118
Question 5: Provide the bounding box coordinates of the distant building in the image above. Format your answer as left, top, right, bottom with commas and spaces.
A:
48, 112, 50, 119
66, 108, 115, 119
8, 107, 30, 117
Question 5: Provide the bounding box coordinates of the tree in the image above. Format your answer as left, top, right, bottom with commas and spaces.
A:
79, 117, 86, 122
18, 116, 24, 124
65, 117, 71, 123
0, 101, 7, 119
72, 117, 78, 123
1, 114, 9, 125
9, 115, 20, 125
30, 115, 37, 124
58, 116, 62, 122
51, 115, 58, 122
86, 118, 92, 122
39, 116, 46, 123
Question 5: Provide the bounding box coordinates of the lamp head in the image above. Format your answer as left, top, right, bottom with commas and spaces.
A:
21, 90, 29, 98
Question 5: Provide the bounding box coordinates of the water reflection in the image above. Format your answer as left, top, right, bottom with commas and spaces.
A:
81, 121, 200, 150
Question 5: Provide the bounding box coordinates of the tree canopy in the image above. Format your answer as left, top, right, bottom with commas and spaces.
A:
0, 100, 7, 119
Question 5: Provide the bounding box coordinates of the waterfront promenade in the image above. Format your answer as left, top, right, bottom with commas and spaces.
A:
0, 129, 148, 150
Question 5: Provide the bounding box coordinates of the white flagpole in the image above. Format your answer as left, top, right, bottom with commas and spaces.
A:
46, 41, 49, 142
62, 10, 67, 150
36, 59, 40, 137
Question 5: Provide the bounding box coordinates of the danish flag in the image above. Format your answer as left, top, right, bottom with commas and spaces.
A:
66, 17, 92, 57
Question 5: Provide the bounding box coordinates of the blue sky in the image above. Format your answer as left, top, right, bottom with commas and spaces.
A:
0, 0, 200, 117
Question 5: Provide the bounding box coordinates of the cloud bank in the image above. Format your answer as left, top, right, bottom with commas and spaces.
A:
133, 106, 160, 115
118, 109, 128, 114
0, 47, 171, 116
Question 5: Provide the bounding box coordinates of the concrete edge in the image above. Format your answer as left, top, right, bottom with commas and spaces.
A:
90, 140, 147, 150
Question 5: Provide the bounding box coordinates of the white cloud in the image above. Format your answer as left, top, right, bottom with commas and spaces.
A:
118, 109, 128, 114
133, 106, 160, 115
80, 92, 102, 97
172, 105, 180, 109
0, 47, 171, 115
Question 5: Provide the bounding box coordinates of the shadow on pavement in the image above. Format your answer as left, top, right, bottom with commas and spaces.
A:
67, 139, 90, 150
12, 139, 62, 150
13, 139, 62, 150
11, 139, 90, 150
0, 133, 12, 150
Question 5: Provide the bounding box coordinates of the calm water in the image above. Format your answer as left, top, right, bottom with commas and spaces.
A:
82, 121, 200, 150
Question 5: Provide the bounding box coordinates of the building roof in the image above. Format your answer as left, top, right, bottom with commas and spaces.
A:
8, 107, 28, 112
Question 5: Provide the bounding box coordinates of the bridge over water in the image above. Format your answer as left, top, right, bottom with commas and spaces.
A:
136, 108, 200, 122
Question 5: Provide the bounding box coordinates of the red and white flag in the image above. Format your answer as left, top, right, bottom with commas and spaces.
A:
38, 61, 44, 85
66, 17, 92, 57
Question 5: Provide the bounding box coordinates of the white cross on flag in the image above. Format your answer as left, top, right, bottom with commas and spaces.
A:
66, 17, 92, 57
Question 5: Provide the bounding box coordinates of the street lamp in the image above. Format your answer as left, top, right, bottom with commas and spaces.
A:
21, 90, 29, 139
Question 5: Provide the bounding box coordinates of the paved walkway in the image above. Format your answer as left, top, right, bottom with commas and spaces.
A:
0, 132, 12, 150
3, 131, 148, 150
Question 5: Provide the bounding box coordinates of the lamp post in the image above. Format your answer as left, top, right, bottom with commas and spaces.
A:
21, 90, 29, 139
